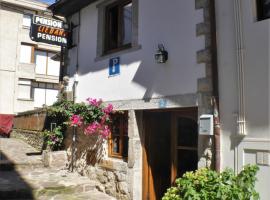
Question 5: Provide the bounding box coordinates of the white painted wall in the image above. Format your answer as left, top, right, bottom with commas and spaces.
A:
215, 0, 270, 199
67, 0, 206, 103
0, 1, 60, 114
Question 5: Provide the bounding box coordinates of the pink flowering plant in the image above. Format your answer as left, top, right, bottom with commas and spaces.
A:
47, 98, 114, 139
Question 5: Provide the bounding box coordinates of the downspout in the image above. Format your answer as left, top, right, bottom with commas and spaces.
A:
233, 0, 246, 135
73, 10, 81, 103
209, 0, 221, 172
71, 10, 81, 172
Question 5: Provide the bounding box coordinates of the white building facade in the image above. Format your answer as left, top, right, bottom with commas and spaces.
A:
0, 0, 61, 114
50, 0, 217, 199
216, 0, 270, 199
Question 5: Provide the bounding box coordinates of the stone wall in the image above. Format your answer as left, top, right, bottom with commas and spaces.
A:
64, 126, 131, 200
11, 129, 45, 151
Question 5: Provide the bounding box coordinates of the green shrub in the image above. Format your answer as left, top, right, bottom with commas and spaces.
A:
162, 165, 259, 200
43, 126, 64, 151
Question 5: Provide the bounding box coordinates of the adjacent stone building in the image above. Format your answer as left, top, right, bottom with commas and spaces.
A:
0, 0, 61, 115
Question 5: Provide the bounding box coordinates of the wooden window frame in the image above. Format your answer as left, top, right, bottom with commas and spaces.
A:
35, 49, 58, 76
108, 111, 128, 159
104, 0, 132, 54
20, 43, 35, 64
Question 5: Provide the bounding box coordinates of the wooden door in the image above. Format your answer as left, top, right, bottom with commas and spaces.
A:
143, 111, 171, 200
171, 110, 198, 182
143, 108, 198, 200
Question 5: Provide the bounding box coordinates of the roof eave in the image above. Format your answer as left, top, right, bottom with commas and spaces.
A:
49, 0, 97, 17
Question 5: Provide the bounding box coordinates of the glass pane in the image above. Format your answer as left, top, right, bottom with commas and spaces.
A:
122, 3, 132, 45
262, 0, 270, 19
111, 115, 121, 136
47, 53, 60, 76
22, 14, 31, 27
18, 85, 31, 99
112, 136, 120, 154
107, 5, 119, 50
123, 136, 129, 157
34, 88, 45, 107
35, 50, 47, 74
20, 45, 32, 63
123, 116, 128, 136
177, 149, 198, 177
45, 89, 58, 106
177, 117, 198, 147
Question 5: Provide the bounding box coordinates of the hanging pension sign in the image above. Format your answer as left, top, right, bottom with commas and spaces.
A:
30, 15, 69, 46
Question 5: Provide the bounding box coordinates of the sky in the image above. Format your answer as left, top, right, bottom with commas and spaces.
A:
38, 0, 55, 5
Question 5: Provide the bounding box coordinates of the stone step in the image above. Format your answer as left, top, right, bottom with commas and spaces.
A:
0, 159, 44, 171
0, 169, 102, 199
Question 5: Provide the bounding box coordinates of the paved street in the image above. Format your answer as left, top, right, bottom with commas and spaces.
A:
0, 138, 115, 200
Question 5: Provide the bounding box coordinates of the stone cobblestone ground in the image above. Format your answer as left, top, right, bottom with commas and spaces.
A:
0, 138, 115, 200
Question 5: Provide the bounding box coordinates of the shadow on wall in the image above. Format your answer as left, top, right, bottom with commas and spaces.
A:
63, 127, 106, 172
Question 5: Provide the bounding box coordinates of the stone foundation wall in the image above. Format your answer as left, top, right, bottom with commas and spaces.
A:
64, 127, 130, 200
11, 129, 45, 151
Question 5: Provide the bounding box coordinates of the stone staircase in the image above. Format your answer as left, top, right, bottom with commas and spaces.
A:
0, 138, 116, 200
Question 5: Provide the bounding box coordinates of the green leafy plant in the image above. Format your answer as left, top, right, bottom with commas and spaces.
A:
162, 165, 260, 200
47, 98, 114, 138
43, 126, 64, 151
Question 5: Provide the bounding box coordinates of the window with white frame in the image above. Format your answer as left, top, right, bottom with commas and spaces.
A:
18, 79, 32, 100
22, 14, 32, 27
32, 82, 59, 108
20, 44, 34, 64
35, 50, 60, 76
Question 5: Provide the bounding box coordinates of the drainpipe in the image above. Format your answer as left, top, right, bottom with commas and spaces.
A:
209, 0, 221, 172
233, 0, 246, 135
71, 10, 81, 172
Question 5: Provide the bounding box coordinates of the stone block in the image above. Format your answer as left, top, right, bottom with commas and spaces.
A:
115, 172, 126, 182
117, 182, 129, 195
197, 78, 212, 92
197, 49, 211, 63
195, 0, 209, 9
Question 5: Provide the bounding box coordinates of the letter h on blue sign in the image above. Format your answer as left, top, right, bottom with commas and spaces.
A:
109, 57, 120, 76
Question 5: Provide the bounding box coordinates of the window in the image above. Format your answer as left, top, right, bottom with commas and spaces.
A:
257, 0, 270, 20
104, 0, 132, 53
32, 82, 59, 107
22, 14, 31, 27
35, 50, 60, 76
108, 112, 129, 159
18, 79, 32, 99
20, 44, 34, 64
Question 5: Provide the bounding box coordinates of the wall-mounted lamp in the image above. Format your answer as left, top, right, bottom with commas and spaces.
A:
155, 44, 168, 63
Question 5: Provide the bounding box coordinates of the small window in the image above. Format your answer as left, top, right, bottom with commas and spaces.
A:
104, 0, 132, 53
35, 50, 60, 76
108, 112, 129, 159
22, 14, 31, 27
257, 0, 270, 21
32, 82, 58, 107
18, 79, 32, 99
20, 44, 34, 64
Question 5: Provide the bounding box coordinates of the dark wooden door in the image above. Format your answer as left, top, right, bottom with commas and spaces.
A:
143, 111, 171, 200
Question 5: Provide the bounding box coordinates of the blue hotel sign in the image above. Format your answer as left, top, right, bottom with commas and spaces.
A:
109, 57, 120, 76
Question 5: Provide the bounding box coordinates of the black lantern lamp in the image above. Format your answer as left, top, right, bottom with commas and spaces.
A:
155, 44, 168, 63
